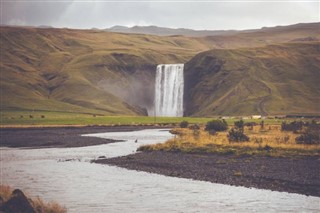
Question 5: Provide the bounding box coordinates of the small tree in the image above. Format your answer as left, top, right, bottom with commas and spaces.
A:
180, 121, 189, 128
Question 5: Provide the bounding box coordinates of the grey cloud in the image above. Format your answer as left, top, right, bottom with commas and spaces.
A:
2, 1, 319, 30
2, 1, 73, 26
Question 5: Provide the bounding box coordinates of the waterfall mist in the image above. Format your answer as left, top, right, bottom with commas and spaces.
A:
154, 64, 184, 117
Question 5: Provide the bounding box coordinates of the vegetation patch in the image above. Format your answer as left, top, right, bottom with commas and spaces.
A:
179, 120, 189, 128
205, 119, 228, 135
139, 120, 320, 157
0, 185, 66, 213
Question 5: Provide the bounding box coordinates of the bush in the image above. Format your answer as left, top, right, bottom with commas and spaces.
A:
192, 129, 200, 140
207, 129, 216, 135
189, 124, 200, 130
180, 121, 189, 128
245, 122, 257, 130
244, 122, 257, 127
205, 119, 228, 132
296, 122, 320, 145
281, 121, 304, 132
228, 120, 250, 142
228, 128, 250, 142
234, 120, 244, 130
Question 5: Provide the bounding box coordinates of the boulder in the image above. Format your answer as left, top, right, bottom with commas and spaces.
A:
0, 189, 36, 213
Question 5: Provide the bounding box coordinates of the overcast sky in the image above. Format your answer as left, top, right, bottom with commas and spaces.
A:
1, 0, 319, 30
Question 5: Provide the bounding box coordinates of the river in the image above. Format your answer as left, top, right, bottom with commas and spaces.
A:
1, 129, 319, 212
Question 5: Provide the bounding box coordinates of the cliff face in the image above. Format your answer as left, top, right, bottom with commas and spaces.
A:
184, 42, 320, 116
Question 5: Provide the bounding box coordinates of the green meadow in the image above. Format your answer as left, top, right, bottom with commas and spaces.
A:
1, 110, 288, 126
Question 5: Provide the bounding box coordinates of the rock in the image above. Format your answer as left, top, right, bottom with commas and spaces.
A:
0, 189, 36, 213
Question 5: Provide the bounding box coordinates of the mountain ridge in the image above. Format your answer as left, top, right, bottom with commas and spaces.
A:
105, 22, 319, 37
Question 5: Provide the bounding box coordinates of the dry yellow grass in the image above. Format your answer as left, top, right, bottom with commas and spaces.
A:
32, 197, 67, 213
0, 185, 12, 201
140, 125, 320, 157
0, 185, 66, 213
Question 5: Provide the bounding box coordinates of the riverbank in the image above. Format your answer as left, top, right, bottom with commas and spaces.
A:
0, 125, 167, 148
0, 185, 66, 213
94, 151, 320, 197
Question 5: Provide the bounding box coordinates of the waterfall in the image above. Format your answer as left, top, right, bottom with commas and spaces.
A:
154, 64, 184, 117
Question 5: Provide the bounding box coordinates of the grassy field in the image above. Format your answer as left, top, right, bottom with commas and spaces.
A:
139, 124, 320, 157
0, 110, 291, 126
0, 110, 209, 126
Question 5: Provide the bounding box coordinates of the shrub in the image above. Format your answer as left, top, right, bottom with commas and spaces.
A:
244, 122, 257, 127
234, 120, 244, 130
281, 121, 304, 132
192, 129, 200, 140
179, 121, 189, 128
228, 120, 250, 142
207, 129, 216, 135
296, 122, 320, 145
245, 122, 257, 130
205, 119, 228, 132
228, 128, 249, 142
189, 124, 200, 130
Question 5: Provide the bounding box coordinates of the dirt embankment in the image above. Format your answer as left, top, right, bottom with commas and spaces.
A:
94, 151, 320, 197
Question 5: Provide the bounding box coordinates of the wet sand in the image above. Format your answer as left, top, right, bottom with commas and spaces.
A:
94, 151, 320, 197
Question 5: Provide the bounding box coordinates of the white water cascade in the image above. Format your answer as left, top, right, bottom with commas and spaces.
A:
154, 64, 184, 117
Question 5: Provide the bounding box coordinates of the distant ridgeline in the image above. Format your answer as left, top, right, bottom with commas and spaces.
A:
154, 64, 184, 117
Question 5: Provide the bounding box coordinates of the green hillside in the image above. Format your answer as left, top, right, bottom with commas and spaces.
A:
184, 42, 320, 116
0, 27, 209, 116
1, 23, 319, 119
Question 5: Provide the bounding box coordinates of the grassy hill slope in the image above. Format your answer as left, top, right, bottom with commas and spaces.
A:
184, 42, 320, 116
200, 22, 320, 49
0, 27, 209, 115
1, 23, 319, 117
